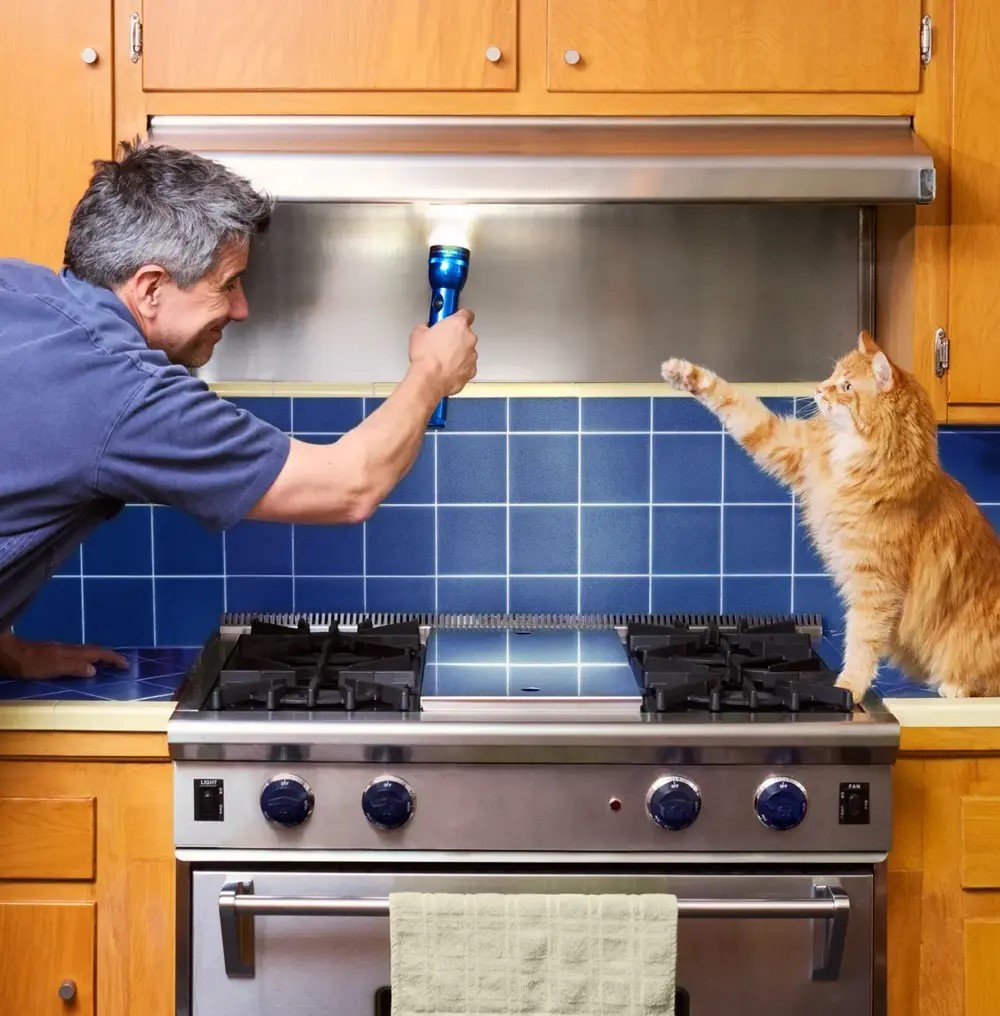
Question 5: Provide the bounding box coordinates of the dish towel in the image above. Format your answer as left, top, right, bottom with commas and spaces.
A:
390, 893, 678, 1016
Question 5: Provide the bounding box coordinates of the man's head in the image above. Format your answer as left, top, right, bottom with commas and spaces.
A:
64, 141, 273, 368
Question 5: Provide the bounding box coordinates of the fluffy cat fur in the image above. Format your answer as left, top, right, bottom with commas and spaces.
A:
661, 332, 1000, 700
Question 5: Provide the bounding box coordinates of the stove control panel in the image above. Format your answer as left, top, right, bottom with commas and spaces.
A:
646, 776, 702, 831
755, 776, 808, 831
260, 773, 314, 828
362, 775, 415, 830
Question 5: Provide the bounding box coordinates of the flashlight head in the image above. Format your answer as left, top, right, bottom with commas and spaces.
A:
428, 244, 470, 293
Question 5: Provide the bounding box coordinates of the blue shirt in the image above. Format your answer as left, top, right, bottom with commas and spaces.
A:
0, 260, 290, 632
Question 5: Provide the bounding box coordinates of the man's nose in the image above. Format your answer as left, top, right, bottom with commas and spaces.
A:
229, 286, 249, 321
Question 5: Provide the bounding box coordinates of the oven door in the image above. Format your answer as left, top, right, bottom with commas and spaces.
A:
185, 868, 874, 1016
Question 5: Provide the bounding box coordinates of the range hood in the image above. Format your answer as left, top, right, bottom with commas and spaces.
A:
148, 115, 935, 205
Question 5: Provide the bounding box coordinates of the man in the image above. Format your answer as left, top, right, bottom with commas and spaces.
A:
0, 142, 478, 679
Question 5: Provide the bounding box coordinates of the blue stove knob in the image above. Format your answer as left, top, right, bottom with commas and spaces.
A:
646, 776, 702, 831
362, 776, 415, 831
755, 777, 808, 831
260, 773, 314, 828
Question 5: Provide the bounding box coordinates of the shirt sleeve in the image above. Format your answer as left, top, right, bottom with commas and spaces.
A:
95, 367, 291, 531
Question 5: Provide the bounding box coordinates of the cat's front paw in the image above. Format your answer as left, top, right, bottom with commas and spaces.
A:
835, 672, 872, 702
661, 358, 711, 395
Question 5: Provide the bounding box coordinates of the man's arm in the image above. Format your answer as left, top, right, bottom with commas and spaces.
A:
249, 310, 478, 525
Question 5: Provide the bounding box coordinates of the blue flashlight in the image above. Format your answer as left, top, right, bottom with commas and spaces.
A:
426, 244, 471, 429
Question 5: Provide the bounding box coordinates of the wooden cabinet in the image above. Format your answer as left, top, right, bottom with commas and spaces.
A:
547, 0, 921, 94
142, 0, 517, 93
0, 732, 174, 1016
0, 903, 95, 1016
944, 1, 1000, 410
889, 738, 1000, 1014
0, 1, 112, 269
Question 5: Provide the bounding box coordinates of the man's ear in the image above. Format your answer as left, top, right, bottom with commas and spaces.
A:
857, 330, 879, 356
126, 264, 170, 320
872, 350, 895, 392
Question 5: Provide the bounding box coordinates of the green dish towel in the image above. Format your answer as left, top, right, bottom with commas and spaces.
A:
390, 893, 677, 1016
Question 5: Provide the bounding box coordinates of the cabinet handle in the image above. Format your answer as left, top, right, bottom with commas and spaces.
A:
564, 49, 582, 66
80, 47, 99, 65
485, 46, 502, 64
58, 980, 77, 1002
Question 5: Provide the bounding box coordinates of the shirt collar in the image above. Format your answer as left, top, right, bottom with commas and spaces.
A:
60, 268, 144, 335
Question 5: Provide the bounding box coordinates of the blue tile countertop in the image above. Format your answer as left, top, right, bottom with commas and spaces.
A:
0, 647, 198, 703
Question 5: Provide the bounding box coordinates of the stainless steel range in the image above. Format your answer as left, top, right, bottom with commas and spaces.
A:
170, 612, 898, 1016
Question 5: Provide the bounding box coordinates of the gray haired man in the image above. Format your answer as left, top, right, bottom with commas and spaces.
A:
0, 142, 478, 679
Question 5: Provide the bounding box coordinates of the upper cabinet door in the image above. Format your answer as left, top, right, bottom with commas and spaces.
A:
948, 2, 1000, 406
548, 0, 921, 93
0, 1, 111, 269
143, 0, 517, 92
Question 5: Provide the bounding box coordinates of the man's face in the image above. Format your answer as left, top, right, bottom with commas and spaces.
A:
147, 243, 250, 368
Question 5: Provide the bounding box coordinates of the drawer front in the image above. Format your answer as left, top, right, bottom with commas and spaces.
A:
0, 902, 95, 1015
0, 798, 95, 881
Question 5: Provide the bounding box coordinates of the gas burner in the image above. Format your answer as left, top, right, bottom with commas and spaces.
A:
627, 619, 853, 714
207, 618, 423, 712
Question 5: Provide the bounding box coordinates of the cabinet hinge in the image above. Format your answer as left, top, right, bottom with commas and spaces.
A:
920, 14, 933, 65
934, 328, 950, 377
129, 12, 143, 63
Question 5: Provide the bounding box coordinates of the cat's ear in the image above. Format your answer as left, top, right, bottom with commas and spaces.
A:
872, 351, 895, 392
858, 330, 879, 355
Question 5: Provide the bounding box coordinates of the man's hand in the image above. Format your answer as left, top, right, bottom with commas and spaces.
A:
0, 632, 128, 679
409, 308, 479, 397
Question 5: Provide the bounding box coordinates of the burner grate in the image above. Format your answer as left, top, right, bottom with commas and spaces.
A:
628, 619, 852, 714
208, 619, 423, 712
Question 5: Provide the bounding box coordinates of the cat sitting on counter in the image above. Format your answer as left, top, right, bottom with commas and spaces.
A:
662, 331, 1000, 700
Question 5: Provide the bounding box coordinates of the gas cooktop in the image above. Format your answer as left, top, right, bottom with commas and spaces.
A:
184, 613, 851, 717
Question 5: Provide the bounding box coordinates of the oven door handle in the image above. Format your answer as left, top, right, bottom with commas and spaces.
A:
218, 879, 849, 981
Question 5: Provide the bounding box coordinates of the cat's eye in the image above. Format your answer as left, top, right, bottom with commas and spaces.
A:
841, 381, 852, 392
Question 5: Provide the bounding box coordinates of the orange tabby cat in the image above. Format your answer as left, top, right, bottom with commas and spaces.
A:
661, 332, 1000, 700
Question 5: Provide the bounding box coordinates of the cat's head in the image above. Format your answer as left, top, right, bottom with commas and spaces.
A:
813, 331, 907, 438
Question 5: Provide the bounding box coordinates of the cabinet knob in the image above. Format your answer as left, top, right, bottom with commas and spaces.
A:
485, 45, 502, 64
80, 47, 99, 65
563, 49, 582, 66
58, 980, 77, 1002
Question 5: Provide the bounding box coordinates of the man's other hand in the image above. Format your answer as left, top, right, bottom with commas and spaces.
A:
0, 632, 129, 679
409, 308, 479, 397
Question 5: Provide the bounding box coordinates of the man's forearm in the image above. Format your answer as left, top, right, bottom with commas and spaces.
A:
343, 361, 444, 507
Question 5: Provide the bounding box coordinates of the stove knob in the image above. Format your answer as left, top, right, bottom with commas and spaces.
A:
362, 775, 415, 830
260, 773, 314, 828
646, 776, 701, 831
755, 777, 808, 831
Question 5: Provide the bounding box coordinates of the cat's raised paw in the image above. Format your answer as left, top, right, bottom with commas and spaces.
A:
661, 358, 705, 395
835, 672, 871, 702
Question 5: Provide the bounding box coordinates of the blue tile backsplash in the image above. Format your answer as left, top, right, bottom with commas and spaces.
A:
13, 398, 1000, 698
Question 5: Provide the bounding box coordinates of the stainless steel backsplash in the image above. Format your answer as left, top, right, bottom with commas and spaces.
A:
199, 202, 865, 385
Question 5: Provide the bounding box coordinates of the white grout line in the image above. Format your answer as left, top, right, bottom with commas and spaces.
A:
648, 397, 654, 614
432, 431, 439, 614
719, 436, 726, 613
149, 506, 158, 646
66, 571, 824, 580
790, 404, 798, 613
576, 398, 583, 614
290, 398, 297, 614
79, 552, 86, 644
505, 398, 511, 614
221, 528, 229, 614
